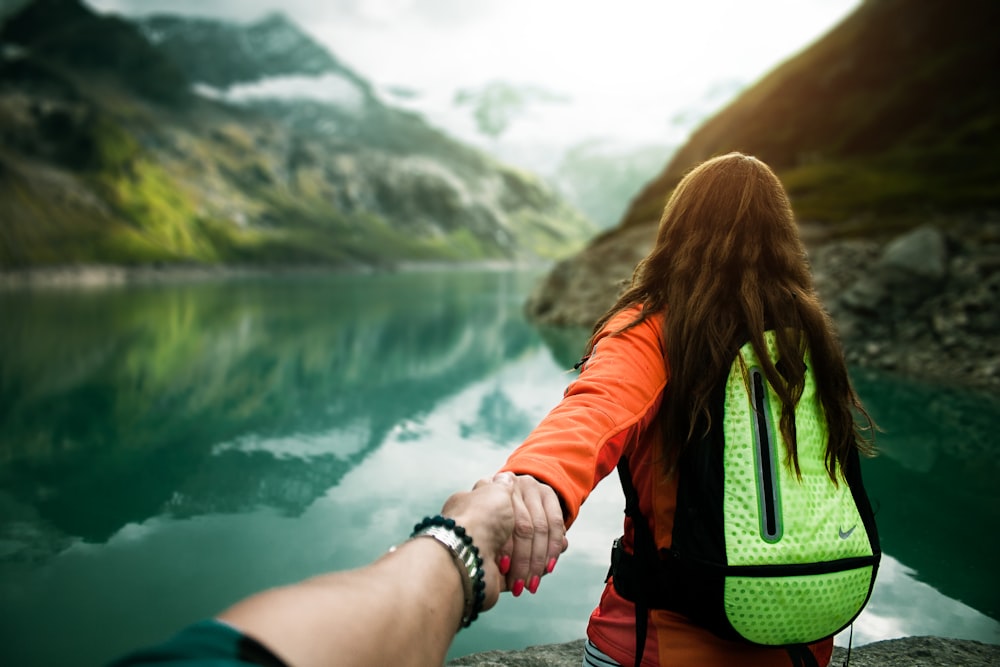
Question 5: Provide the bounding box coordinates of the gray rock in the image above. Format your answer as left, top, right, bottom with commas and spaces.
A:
879, 225, 948, 284
448, 639, 586, 667
448, 636, 1000, 667
831, 636, 1000, 667
840, 276, 888, 313
836, 226, 949, 320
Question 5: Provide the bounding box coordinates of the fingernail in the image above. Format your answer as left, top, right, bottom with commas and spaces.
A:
528, 575, 540, 594
511, 579, 525, 597
546, 557, 557, 574
499, 555, 511, 575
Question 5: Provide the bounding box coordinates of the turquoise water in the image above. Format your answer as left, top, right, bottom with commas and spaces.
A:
0, 268, 997, 666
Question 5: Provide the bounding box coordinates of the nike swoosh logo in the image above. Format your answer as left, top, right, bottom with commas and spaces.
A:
839, 525, 857, 539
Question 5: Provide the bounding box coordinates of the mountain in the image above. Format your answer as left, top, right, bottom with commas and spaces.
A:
379, 74, 685, 235
551, 140, 675, 229
0, 0, 593, 269
137, 12, 365, 92
452, 80, 570, 141
0, 0, 188, 105
619, 0, 1000, 233
526, 0, 1000, 327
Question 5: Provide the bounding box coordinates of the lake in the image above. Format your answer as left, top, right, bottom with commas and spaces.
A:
0, 268, 998, 666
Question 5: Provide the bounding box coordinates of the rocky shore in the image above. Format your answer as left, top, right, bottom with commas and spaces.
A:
0, 259, 539, 289
526, 217, 1000, 395
448, 636, 1000, 666
810, 219, 1000, 394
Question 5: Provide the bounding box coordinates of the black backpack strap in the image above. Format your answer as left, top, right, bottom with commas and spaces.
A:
617, 455, 656, 667
786, 644, 820, 667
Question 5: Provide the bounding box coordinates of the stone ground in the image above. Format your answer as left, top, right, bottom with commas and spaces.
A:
448, 636, 1000, 666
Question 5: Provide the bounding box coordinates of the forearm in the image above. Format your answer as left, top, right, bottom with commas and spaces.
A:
502, 308, 666, 525
111, 477, 513, 667
218, 538, 464, 667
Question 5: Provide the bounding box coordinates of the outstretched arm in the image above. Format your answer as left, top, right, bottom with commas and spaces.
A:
217, 473, 515, 667
107, 474, 515, 667
499, 307, 667, 596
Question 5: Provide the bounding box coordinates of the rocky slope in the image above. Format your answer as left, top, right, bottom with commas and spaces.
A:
621, 0, 1000, 232
0, 0, 593, 269
812, 220, 1000, 391
528, 220, 1000, 393
525, 0, 1000, 392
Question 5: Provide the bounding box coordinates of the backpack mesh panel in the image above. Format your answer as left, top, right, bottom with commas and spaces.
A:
725, 566, 876, 644
723, 333, 874, 565
719, 333, 876, 642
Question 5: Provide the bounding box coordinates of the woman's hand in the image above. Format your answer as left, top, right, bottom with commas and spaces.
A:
502, 474, 568, 597
440, 472, 517, 610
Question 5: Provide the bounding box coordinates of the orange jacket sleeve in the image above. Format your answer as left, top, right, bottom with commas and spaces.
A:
500, 307, 668, 526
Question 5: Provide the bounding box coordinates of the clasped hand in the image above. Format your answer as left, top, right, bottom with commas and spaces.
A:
499, 474, 568, 597
444, 473, 567, 601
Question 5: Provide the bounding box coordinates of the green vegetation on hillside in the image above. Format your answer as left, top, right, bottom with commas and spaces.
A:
620, 0, 1000, 235
0, 0, 594, 269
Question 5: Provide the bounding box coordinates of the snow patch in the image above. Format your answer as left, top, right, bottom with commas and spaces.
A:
193, 83, 224, 100
194, 73, 366, 113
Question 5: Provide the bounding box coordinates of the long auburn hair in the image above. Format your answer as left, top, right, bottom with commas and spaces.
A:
588, 152, 874, 480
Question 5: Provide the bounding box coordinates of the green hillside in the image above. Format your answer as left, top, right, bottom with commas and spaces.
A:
0, 0, 592, 269
621, 0, 1000, 236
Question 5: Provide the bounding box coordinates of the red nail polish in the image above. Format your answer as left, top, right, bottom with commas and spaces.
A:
512, 579, 525, 597
499, 555, 511, 575
546, 557, 557, 574
528, 575, 540, 594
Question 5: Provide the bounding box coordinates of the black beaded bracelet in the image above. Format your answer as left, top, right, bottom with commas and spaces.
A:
410, 515, 486, 629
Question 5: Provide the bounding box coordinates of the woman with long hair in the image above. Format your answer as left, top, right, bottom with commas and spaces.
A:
496, 152, 876, 667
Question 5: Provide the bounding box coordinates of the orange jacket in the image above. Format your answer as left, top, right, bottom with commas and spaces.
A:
501, 306, 833, 667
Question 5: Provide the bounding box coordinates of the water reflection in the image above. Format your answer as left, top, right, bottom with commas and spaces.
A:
850, 368, 1000, 621
0, 271, 540, 553
0, 271, 998, 667
0, 312, 575, 666
853, 555, 1000, 646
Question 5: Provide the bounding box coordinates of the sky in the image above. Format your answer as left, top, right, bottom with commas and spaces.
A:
82, 0, 863, 150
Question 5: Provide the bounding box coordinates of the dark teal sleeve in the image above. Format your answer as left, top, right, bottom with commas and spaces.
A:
108, 619, 289, 667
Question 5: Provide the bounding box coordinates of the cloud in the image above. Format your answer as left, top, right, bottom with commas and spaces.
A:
85, 0, 862, 92
82, 0, 862, 147
85, 0, 490, 26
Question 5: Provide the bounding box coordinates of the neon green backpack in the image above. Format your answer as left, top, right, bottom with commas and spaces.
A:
609, 332, 880, 667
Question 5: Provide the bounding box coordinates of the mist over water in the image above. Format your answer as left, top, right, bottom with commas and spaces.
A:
0, 269, 997, 666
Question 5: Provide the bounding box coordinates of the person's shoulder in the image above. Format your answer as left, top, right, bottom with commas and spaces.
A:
108, 620, 288, 667
602, 304, 663, 335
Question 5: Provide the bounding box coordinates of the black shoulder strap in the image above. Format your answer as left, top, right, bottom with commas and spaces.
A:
786, 644, 820, 667
617, 455, 656, 667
